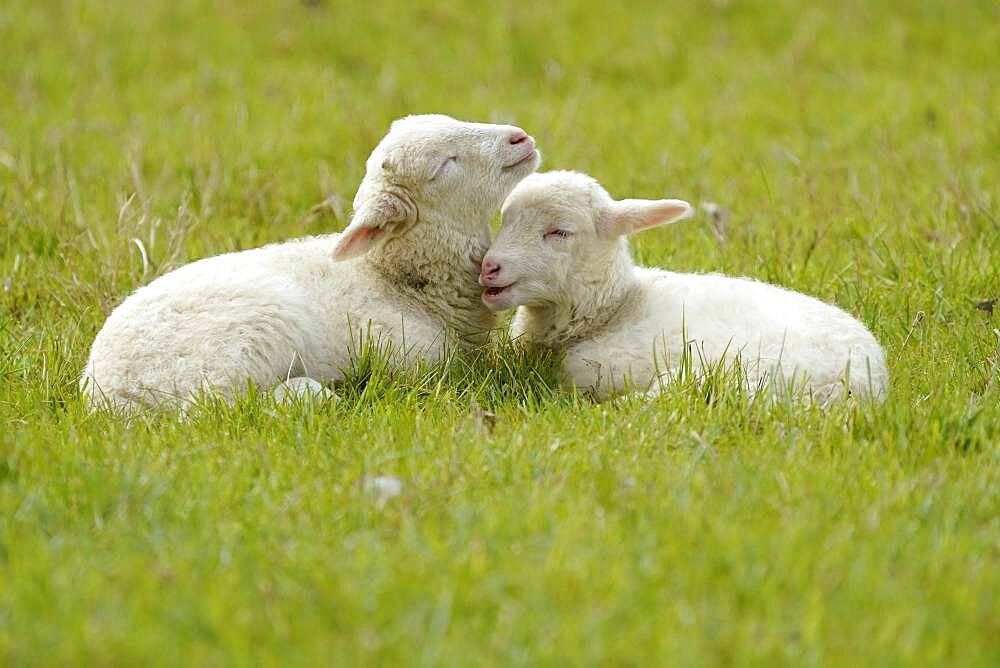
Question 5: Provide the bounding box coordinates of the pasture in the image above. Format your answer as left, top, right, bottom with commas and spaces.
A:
1, 0, 998, 664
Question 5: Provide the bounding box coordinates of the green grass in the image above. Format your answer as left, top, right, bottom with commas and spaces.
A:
2, 0, 999, 664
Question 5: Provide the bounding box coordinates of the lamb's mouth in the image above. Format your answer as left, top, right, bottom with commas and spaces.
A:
482, 283, 515, 301
502, 150, 538, 171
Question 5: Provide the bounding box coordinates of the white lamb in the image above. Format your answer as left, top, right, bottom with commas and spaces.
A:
81, 114, 541, 411
479, 171, 889, 403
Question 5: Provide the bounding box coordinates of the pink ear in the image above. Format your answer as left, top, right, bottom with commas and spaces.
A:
331, 225, 387, 261
601, 198, 693, 238
331, 192, 412, 261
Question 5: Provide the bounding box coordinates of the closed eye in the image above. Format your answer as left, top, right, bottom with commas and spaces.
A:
430, 156, 458, 181
544, 229, 572, 240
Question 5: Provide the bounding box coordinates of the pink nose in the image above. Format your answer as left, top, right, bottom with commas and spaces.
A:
508, 131, 529, 145
481, 259, 501, 279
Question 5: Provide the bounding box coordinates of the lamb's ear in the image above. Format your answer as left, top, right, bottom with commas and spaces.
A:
599, 198, 693, 238
331, 192, 411, 261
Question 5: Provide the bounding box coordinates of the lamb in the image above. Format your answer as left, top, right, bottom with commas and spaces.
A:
81, 114, 541, 412
479, 171, 889, 403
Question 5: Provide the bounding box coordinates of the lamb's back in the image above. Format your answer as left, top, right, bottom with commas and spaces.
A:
566, 267, 887, 400
80, 235, 391, 410
637, 268, 888, 397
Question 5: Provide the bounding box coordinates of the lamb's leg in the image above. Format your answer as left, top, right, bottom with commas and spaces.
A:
273, 376, 338, 403
623, 387, 665, 402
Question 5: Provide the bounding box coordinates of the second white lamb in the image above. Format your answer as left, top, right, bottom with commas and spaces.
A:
479, 171, 889, 403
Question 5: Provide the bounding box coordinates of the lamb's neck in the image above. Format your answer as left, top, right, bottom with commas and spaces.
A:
364, 213, 497, 346
517, 247, 640, 351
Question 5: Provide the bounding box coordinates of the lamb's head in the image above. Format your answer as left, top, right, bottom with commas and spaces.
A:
480, 171, 693, 311
332, 114, 541, 260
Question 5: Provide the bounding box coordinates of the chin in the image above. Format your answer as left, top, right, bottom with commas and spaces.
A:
524, 150, 542, 173
481, 291, 518, 312
482, 298, 514, 312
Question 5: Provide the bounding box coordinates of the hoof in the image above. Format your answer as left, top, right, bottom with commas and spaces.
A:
273, 377, 337, 403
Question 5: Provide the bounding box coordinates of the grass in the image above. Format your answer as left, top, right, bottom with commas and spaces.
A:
1, 0, 998, 664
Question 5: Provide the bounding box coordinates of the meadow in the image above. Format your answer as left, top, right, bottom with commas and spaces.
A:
1, 0, 998, 664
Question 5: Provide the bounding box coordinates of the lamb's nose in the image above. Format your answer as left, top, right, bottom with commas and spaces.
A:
508, 131, 529, 145
479, 259, 501, 284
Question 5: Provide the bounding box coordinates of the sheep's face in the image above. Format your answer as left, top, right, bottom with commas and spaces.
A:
332, 114, 540, 261
480, 171, 692, 311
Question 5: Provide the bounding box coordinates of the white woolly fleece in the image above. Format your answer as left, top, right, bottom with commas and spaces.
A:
81, 114, 541, 411
481, 171, 889, 403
